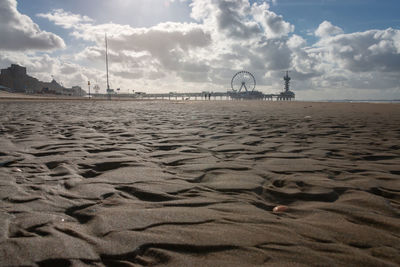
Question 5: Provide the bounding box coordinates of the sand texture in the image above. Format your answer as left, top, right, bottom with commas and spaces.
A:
0, 100, 399, 266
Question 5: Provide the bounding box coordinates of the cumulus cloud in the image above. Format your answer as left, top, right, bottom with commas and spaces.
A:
314, 28, 400, 73
190, 0, 261, 40
184, 0, 296, 87
2, 0, 398, 99
54, 0, 399, 95
35, 0, 295, 86
315, 20, 343, 38
0, 0, 65, 51
287, 34, 306, 49
37, 5, 213, 82
72, 22, 212, 83
252, 2, 294, 38
279, 26, 399, 98
0, 51, 102, 90
110, 22, 211, 54
37, 9, 93, 29
190, 0, 293, 41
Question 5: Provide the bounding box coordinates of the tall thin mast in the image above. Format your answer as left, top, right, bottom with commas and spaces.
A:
284, 71, 290, 92
105, 33, 110, 91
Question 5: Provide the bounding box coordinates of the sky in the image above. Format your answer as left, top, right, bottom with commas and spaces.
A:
0, 0, 399, 100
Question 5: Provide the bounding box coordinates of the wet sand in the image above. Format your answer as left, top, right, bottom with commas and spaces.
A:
0, 100, 399, 266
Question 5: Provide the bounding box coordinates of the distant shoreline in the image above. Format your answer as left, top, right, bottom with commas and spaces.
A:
0, 91, 149, 102
0, 91, 399, 103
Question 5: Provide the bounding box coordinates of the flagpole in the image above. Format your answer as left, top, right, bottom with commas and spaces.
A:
105, 33, 110, 92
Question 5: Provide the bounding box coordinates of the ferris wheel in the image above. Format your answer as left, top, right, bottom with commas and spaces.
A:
231, 71, 256, 92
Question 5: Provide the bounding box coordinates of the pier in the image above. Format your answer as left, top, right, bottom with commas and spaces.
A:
92, 70, 295, 101
89, 91, 293, 101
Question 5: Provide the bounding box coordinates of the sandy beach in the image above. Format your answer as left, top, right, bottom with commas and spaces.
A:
0, 99, 399, 266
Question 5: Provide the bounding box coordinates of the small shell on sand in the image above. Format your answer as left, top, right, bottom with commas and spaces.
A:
273, 205, 288, 213
12, 167, 22, 172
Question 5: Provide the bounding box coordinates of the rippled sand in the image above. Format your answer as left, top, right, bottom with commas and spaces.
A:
0, 100, 399, 266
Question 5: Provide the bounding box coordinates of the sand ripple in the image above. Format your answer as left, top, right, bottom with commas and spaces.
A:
0, 101, 399, 266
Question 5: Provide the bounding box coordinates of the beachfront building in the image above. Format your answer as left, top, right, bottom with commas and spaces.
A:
0, 64, 86, 96
0, 64, 29, 93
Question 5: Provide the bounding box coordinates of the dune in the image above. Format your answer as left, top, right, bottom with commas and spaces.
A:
0, 100, 399, 266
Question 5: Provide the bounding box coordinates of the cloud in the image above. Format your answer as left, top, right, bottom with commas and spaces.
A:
0, 51, 102, 90
252, 2, 294, 39
213, 0, 261, 40
190, 0, 261, 40
38, 0, 295, 84
185, 0, 296, 87
190, 0, 293, 40
314, 28, 400, 73
287, 34, 306, 49
0, 0, 65, 51
315, 20, 343, 38
72, 22, 212, 83
110, 22, 211, 54
37, 9, 93, 29
2, 0, 399, 99
279, 26, 400, 98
